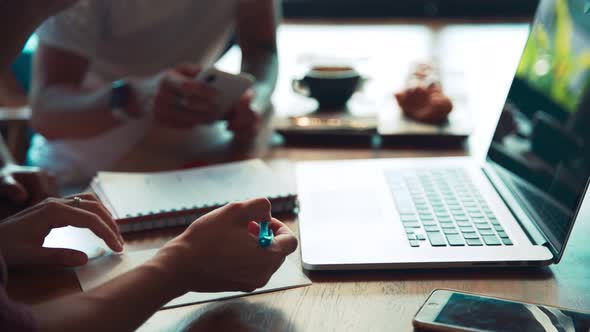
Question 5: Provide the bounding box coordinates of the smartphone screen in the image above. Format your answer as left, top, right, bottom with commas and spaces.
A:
429, 292, 590, 332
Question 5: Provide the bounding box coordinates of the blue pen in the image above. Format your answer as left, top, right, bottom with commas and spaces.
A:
258, 221, 274, 248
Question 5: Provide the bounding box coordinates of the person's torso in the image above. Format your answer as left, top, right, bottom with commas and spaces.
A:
30, 0, 241, 185
90, 0, 238, 80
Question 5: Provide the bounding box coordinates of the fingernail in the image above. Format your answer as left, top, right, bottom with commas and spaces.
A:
115, 242, 124, 252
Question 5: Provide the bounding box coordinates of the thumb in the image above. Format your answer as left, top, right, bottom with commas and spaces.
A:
269, 219, 298, 255
32, 248, 89, 267
0, 174, 29, 204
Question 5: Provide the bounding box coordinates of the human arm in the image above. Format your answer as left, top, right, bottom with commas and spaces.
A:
0, 136, 56, 212
225, 0, 280, 142
30, 198, 297, 332
236, 0, 280, 112
0, 252, 37, 332
30, 44, 132, 139
31, 44, 221, 139
0, 193, 124, 267
31, 259, 175, 332
0, 0, 80, 212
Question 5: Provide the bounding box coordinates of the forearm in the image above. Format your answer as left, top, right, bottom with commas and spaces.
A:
32, 259, 182, 332
31, 84, 122, 139
237, 0, 280, 113
241, 51, 278, 112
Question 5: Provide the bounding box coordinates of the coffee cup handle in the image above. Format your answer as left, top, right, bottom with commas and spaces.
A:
292, 79, 311, 97
356, 77, 368, 92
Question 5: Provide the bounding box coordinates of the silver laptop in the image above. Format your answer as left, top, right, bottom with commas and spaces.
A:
296, 0, 590, 271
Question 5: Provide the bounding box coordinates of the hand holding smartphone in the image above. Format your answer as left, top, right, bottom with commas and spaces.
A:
195, 67, 254, 117
414, 289, 590, 332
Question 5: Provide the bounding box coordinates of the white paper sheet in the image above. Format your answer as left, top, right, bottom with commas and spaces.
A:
75, 249, 311, 309
93, 159, 294, 219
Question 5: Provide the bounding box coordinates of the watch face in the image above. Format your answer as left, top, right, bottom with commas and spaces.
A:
110, 80, 132, 121
111, 80, 130, 109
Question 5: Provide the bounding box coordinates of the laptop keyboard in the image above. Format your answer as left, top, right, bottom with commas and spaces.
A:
385, 168, 513, 248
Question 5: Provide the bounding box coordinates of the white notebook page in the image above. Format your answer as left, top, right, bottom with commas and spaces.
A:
94, 160, 293, 219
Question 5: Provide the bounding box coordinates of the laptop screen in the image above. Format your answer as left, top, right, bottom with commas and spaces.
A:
487, 0, 590, 257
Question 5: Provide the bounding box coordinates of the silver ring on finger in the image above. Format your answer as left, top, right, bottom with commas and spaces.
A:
72, 196, 82, 208
176, 96, 188, 112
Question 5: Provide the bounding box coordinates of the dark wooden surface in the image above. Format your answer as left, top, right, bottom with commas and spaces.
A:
7, 21, 590, 331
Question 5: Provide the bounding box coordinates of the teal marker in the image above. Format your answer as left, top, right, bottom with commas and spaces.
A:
258, 221, 274, 248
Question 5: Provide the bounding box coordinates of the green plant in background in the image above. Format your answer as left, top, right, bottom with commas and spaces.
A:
516, 0, 590, 113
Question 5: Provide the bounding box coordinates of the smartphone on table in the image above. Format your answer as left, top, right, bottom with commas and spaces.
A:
413, 289, 590, 332
195, 67, 254, 117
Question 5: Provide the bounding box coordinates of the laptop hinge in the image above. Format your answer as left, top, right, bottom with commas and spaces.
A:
482, 163, 550, 249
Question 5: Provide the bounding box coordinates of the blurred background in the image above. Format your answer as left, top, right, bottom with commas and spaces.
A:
282, 0, 539, 18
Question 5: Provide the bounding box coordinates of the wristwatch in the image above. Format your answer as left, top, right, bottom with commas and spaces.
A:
110, 80, 131, 121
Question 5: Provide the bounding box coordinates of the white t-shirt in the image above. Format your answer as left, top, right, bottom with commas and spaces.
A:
30, 0, 241, 185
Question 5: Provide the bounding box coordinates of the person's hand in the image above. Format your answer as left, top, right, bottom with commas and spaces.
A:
0, 164, 57, 217
0, 193, 124, 268
131, 63, 222, 129
0, 164, 57, 205
152, 198, 298, 295
226, 89, 262, 143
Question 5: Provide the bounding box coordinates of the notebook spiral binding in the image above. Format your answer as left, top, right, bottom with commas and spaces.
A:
116, 195, 298, 233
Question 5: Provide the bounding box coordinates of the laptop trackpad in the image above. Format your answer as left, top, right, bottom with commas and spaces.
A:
305, 189, 383, 224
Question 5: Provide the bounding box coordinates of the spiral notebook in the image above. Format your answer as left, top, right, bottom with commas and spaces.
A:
91, 160, 297, 233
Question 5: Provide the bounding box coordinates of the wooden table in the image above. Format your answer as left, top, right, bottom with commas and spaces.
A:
8, 21, 590, 331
